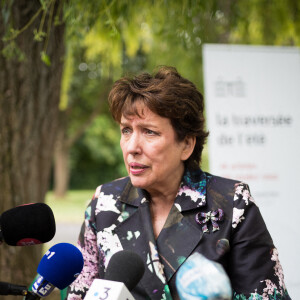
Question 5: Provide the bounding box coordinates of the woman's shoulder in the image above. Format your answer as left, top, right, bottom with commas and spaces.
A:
206, 172, 243, 186
205, 172, 247, 193
205, 172, 255, 209
93, 176, 131, 199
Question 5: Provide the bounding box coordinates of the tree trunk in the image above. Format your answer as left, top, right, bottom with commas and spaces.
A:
0, 0, 65, 298
53, 124, 70, 198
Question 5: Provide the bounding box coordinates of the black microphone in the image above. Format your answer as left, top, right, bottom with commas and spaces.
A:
0, 203, 56, 246
0, 281, 28, 296
104, 250, 145, 291
84, 250, 145, 300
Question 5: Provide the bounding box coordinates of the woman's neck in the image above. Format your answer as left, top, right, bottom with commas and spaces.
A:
148, 185, 181, 239
146, 167, 185, 238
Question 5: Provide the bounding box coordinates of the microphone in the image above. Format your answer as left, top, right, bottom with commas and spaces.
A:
0, 281, 28, 296
28, 242, 84, 299
84, 250, 145, 300
0, 203, 56, 246
176, 252, 232, 300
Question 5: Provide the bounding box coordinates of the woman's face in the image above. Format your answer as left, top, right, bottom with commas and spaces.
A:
120, 102, 194, 196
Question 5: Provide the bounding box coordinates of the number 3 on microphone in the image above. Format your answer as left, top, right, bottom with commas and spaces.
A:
99, 287, 111, 300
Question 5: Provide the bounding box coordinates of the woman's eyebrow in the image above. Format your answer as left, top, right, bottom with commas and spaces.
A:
120, 120, 159, 129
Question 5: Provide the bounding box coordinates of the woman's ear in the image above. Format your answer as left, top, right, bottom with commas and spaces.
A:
181, 136, 196, 161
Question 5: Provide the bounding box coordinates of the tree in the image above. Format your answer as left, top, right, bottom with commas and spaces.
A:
0, 0, 64, 295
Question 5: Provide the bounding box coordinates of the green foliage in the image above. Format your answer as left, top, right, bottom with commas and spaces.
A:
230, 1, 300, 45
33, 28, 47, 41
1, 40, 25, 61
83, 20, 123, 79
40, 50, 51, 65
63, 0, 299, 91
69, 114, 126, 189
60, 42, 127, 188
1, 0, 63, 63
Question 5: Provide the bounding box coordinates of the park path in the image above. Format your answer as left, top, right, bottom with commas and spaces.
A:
46, 222, 82, 248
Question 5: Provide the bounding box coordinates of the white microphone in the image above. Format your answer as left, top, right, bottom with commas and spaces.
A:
84, 279, 135, 300
84, 250, 145, 300
176, 252, 232, 300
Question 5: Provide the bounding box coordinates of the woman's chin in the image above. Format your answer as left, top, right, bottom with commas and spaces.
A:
129, 176, 149, 189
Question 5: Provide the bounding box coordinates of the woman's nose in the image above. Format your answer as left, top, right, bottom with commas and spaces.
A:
127, 133, 142, 155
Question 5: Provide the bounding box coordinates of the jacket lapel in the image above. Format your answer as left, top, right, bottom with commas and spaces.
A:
155, 170, 209, 282
115, 200, 171, 300
156, 205, 203, 282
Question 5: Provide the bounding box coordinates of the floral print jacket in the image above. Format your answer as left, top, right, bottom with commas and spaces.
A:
67, 168, 290, 300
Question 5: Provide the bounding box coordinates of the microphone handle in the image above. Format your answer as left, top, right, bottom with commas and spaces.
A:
0, 229, 4, 245
0, 281, 28, 295
25, 291, 41, 300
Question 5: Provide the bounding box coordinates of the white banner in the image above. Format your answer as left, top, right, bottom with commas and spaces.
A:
203, 44, 300, 298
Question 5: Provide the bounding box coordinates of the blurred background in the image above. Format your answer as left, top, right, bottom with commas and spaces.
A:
0, 1, 299, 299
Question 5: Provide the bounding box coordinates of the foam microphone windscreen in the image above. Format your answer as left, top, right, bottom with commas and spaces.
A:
104, 250, 145, 291
176, 252, 232, 300
0, 203, 56, 246
37, 242, 84, 290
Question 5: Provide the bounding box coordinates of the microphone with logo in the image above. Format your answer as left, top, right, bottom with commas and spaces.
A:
84, 250, 145, 300
0, 243, 83, 298
176, 252, 232, 300
0, 203, 56, 246
25, 242, 84, 299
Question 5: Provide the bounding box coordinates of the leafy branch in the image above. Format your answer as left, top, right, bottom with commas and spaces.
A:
1, 0, 63, 65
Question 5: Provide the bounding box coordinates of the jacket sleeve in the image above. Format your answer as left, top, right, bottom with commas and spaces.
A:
66, 191, 100, 300
230, 182, 290, 299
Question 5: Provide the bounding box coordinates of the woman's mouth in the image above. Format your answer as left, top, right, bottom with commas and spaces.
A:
129, 163, 148, 175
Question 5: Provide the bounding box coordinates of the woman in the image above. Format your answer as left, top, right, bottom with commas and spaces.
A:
67, 66, 290, 299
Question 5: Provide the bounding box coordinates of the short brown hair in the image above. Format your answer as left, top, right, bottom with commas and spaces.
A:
108, 66, 209, 169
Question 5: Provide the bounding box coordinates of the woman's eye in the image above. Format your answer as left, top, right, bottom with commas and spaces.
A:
145, 129, 158, 135
121, 127, 131, 135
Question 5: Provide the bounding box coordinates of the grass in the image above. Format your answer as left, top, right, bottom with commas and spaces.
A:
45, 190, 94, 223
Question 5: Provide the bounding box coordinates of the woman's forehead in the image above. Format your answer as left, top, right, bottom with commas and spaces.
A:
120, 104, 170, 127
122, 99, 149, 119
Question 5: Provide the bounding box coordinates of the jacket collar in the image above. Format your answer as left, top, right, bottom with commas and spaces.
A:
119, 168, 210, 211
174, 168, 209, 211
